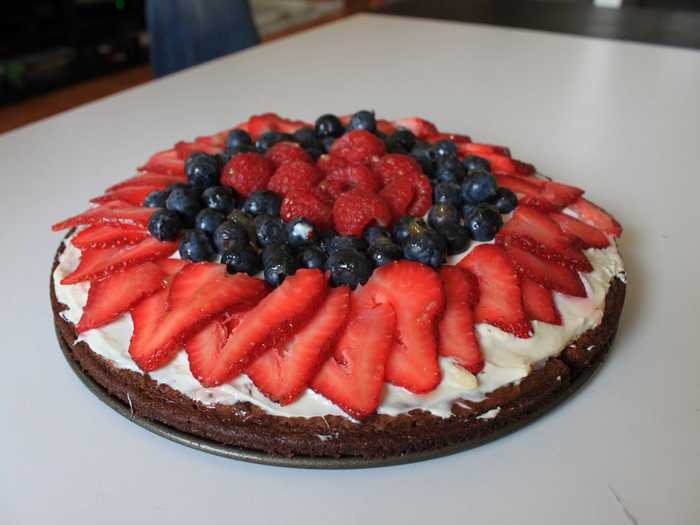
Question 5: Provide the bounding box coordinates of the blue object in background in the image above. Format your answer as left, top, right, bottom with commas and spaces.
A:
147, 0, 260, 77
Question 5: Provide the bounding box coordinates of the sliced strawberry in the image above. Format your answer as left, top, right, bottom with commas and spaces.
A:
140, 149, 185, 177
52, 201, 156, 231
154, 258, 190, 277
520, 275, 562, 325
267, 161, 322, 196
539, 180, 584, 208
264, 141, 312, 168
393, 117, 439, 139
246, 287, 351, 405
457, 142, 510, 157
188, 269, 327, 386
504, 244, 587, 298
496, 205, 592, 272
359, 261, 444, 393
568, 198, 623, 238
76, 262, 166, 333
376, 119, 397, 135
195, 131, 227, 147
174, 141, 222, 159
332, 189, 392, 237
494, 174, 543, 195
311, 297, 396, 419
330, 130, 386, 166
221, 152, 274, 197
61, 237, 177, 284
90, 185, 163, 207
107, 172, 185, 192
246, 113, 278, 139
438, 266, 484, 374
549, 211, 609, 249
424, 133, 472, 145
129, 263, 268, 372
495, 174, 582, 210
71, 224, 147, 250
458, 244, 532, 338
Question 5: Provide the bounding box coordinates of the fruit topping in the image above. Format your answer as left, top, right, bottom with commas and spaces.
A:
280, 188, 333, 230
267, 161, 322, 196
329, 130, 386, 166
71, 224, 148, 250
520, 275, 562, 325
221, 152, 274, 197
264, 141, 312, 168
52, 201, 156, 231
568, 198, 622, 238
548, 211, 610, 249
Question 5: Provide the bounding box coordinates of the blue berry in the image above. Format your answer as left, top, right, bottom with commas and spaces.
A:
148, 209, 182, 241
201, 185, 237, 213
463, 155, 491, 174
305, 146, 323, 161
166, 185, 201, 227
263, 247, 298, 287
431, 140, 458, 162
392, 216, 429, 245
367, 238, 402, 268
298, 246, 327, 270
262, 243, 294, 266
179, 230, 215, 262
242, 190, 281, 217
323, 235, 367, 255
466, 203, 503, 242
461, 171, 498, 204
440, 223, 471, 255
292, 127, 318, 147
194, 208, 226, 237
363, 225, 392, 245
384, 136, 407, 154
402, 231, 445, 268
391, 128, 416, 152
226, 209, 256, 239
226, 129, 252, 150
256, 131, 284, 153
348, 110, 376, 133
434, 156, 466, 184
411, 141, 435, 176
462, 202, 478, 221
223, 143, 256, 162
492, 188, 518, 213
321, 136, 336, 153
428, 203, 460, 232
286, 218, 318, 248
185, 152, 220, 189
254, 215, 286, 247
315, 114, 344, 139
326, 249, 372, 289
144, 190, 170, 208
212, 220, 249, 254
433, 181, 463, 208
222, 246, 261, 276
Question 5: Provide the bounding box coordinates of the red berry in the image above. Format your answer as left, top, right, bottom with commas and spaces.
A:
267, 161, 322, 196
325, 164, 380, 194
332, 189, 392, 237
373, 153, 423, 187
330, 130, 386, 165
317, 153, 348, 175
264, 141, 312, 169
281, 188, 334, 230
379, 177, 415, 222
221, 152, 274, 197
392, 117, 439, 139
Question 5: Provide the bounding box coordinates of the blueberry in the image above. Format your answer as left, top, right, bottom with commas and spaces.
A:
323, 235, 367, 254
461, 171, 498, 204
348, 110, 376, 133
384, 136, 408, 154
431, 140, 458, 163
298, 246, 327, 270
148, 209, 182, 241
286, 218, 318, 248
292, 127, 318, 147
411, 141, 435, 176
492, 188, 518, 214
166, 185, 201, 227
391, 128, 416, 152
440, 223, 471, 255
402, 231, 445, 268
463, 155, 491, 174
321, 136, 336, 153
194, 208, 226, 237
428, 203, 460, 232
433, 181, 463, 208
254, 215, 286, 247
223, 246, 261, 276
434, 156, 466, 184
392, 216, 429, 245
222, 143, 256, 162
363, 225, 392, 245
305, 146, 323, 161
212, 220, 249, 254
262, 243, 295, 266
226, 129, 253, 150
256, 131, 284, 153
179, 230, 215, 262
367, 238, 402, 268
144, 189, 170, 208
326, 249, 372, 289
185, 152, 220, 189
462, 202, 478, 221
466, 203, 503, 242
226, 209, 256, 239
315, 114, 344, 139
263, 248, 298, 287
201, 185, 237, 213
242, 190, 282, 217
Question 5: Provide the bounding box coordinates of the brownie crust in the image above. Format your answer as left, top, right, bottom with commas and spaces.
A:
51, 240, 626, 459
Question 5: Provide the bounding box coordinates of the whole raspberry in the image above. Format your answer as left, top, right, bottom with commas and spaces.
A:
317, 153, 348, 175
221, 152, 273, 197
332, 189, 392, 237
330, 130, 386, 166
265, 141, 312, 169
281, 189, 334, 230
325, 164, 380, 194
380, 177, 416, 221
373, 153, 423, 187
267, 161, 322, 196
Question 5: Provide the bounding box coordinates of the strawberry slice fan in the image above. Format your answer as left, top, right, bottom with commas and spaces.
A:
52, 111, 623, 425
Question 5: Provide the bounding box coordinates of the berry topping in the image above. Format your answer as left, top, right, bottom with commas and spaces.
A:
286, 217, 318, 248
148, 209, 183, 241
438, 266, 484, 374
367, 237, 402, 268
458, 244, 533, 338
254, 215, 286, 247
393, 117, 438, 139
315, 114, 344, 139
264, 141, 312, 168
280, 188, 333, 230
263, 244, 299, 287
141, 148, 186, 178
428, 203, 460, 232
373, 153, 423, 187
255, 131, 286, 153
431, 140, 458, 163
241, 190, 282, 217
466, 203, 503, 242
52, 201, 156, 232
194, 209, 225, 237
165, 185, 201, 227
326, 163, 380, 195
212, 220, 249, 254
402, 230, 446, 268
363, 225, 392, 245
298, 246, 327, 270
323, 234, 367, 254
434, 156, 466, 184
185, 152, 220, 189
520, 275, 562, 325
461, 170, 498, 203
330, 130, 386, 166
433, 181, 462, 208
326, 248, 372, 289
91, 185, 164, 207
463, 155, 491, 174
493, 187, 518, 214
348, 110, 376, 133
71, 224, 147, 250
390, 128, 416, 152
144, 189, 171, 208
221, 152, 274, 197
568, 198, 622, 238
222, 246, 261, 276
267, 161, 322, 196
201, 186, 237, 214
179, 230, 215, 262
548, 211, 610, 248
226, 129, 253, 150
332, 189, 392, 237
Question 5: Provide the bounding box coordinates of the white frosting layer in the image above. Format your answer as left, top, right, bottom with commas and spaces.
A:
54, 228, 624, 420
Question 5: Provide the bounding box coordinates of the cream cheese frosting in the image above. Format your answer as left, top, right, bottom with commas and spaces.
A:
53, 221, 624, 420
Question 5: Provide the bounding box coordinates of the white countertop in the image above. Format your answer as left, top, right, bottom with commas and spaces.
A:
2, 14, 699, 525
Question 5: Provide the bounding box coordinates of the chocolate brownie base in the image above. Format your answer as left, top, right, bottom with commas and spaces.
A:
51, 240, 626, 459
